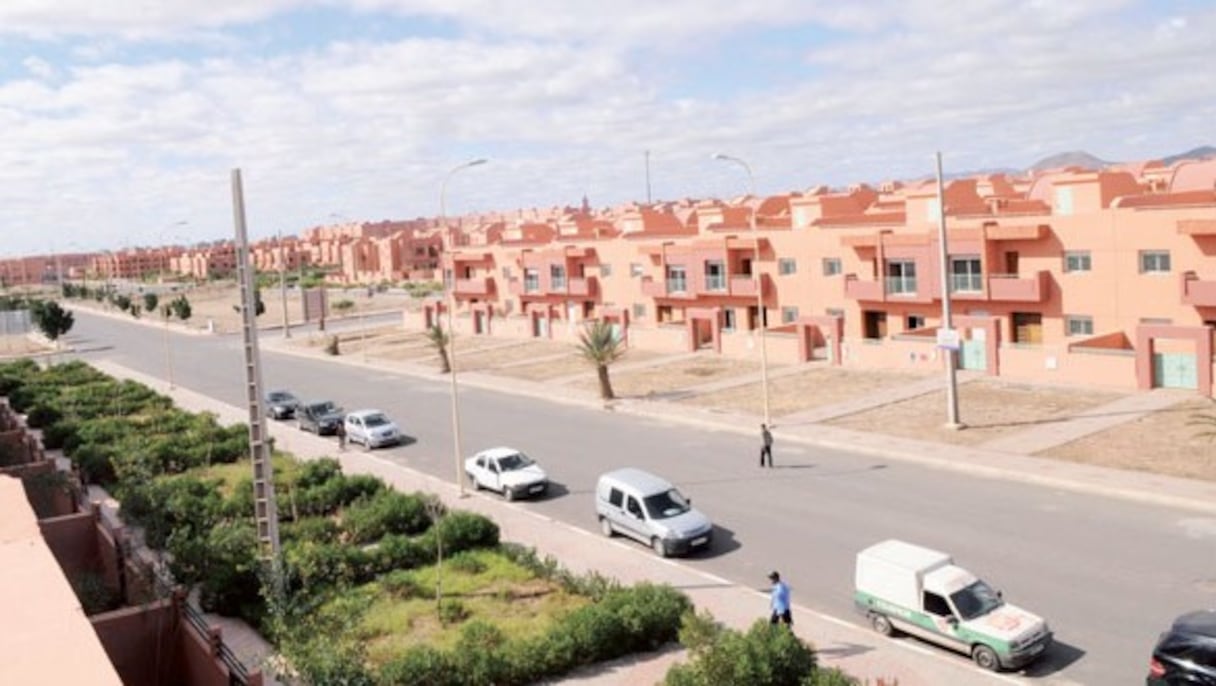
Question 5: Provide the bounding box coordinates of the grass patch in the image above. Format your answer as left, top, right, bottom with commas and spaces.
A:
188, 453, 300, 497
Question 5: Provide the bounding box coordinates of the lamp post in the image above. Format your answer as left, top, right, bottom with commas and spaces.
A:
158, 221, 189, 391
934, 152, 963, 429
277, 231, 291, 338
440, 158, 488, 497
712, 153, 771, 425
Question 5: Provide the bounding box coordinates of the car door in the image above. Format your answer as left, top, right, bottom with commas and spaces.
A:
487, 457, 503, 491
620, 495, 649, 543
347, 416, 364, 444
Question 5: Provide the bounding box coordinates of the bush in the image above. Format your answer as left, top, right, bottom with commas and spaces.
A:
664, 613, 819, 686
422, 511, 500, 554
283, 516, 341, 544
372, 534, 432, 573
381, 570, 428, 599
342, 490, 430, 544
448, 551, 486, 574
438, 598, 470, 625
25, 403, 62, 428
378, 646, 460, 686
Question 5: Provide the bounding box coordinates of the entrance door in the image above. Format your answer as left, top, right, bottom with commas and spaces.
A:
863, 311, 888, 339
1011, 312, 1042, 344
1153, 352, 1198, 389
959, 328, 987, 370
1004, 251, 1020, 276
533, 314, 550, 338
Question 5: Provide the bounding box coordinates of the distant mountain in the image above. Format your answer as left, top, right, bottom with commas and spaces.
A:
1028, 150, 1112, 172
1162, 145, 1216, 165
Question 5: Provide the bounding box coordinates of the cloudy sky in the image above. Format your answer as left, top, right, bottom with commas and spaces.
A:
1, 1, 1213, 258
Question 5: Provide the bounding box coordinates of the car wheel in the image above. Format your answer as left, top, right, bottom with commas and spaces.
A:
297, 420, 306, 432
599, 517, 613, 537
651, 537, 668, 557
467, 473, 479, 490
504, 487, 516, 502
972, 645, 1000, 671
871, 614, 895, 637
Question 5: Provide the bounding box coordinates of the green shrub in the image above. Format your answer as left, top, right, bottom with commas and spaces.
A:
25, 403, 62, 428
342, 490, 430, 544
286, 539, 374, 590
41, 418, 77, 450
71, 572, 121, 615
372, 534, 431, 573
422, 511, 499, 554
381, 570, 428, 599
454, 620, 509, 684
296, 457, 343, 489
438, 598, 470, 625
283, 516, 340, 544
377, 646, 459, 686
664, 613, 819, 686
448, 551, 486, 574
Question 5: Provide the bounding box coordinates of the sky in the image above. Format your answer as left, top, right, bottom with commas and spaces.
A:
1, 0, 1214, 258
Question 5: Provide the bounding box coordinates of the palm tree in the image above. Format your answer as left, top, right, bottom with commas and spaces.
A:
426, 324, 451, 373
577, 319, 624, 400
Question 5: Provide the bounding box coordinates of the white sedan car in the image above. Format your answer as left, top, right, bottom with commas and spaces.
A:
344, 409, 402, 449
465, 447, 549, 501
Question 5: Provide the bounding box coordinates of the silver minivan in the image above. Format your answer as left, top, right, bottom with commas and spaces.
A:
595, 468, 713, 557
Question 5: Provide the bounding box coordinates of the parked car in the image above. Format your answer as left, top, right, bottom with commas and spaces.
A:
595, 468, 713, 557
265, 390, 300, 420
344, 409, 402, 449
1148, 610, 1216, 685
465, 447, 549, 500
854, 539, 1052, 671
297, 400, 344, 435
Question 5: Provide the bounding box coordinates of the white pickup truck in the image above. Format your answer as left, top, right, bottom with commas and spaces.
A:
854, 539, 1052, 671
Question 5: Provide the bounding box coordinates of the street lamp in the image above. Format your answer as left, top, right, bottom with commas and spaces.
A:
158, 221, 188, 391
277, 231, 291, 339
712, 153, 771, 425
440, 158, 487, 497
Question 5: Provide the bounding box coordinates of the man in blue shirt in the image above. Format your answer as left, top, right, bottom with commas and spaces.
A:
769, 571, 792, 626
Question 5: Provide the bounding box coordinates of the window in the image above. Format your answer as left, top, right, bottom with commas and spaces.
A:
722, 309, 736, 332
949, 256, 982, 292
632, 303, 646, 319
666, 265, 687, 292
600, 263, 612, 277
1063, 251, 1091, 273
608, 488, 624, 508
1139, 250, 1171, 274
501, 266, 512, 279
630, 262, 644, 277
523, 268, 539, 293
885, 259, 917, 295
778, 258, 797, 275
704, 260, 726, 291
822, 258, 842, 276
1065, 315, 1093, 336
550, 264, 567, 290
1055, 187, 1074, 215
781, 306, 799, 324
923, 592, 953, 618
906, 315, 925, 330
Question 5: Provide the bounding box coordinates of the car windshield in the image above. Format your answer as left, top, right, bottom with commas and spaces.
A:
497, 453, 534, 471
311, 402, 336, 415
950, 580, 1004, 621
364, 414, 390, 427
642, 489, 691, 520
269, 392, 292, 402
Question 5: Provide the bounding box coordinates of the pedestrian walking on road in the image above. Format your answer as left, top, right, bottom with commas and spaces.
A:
336, 420, 347, 452
769, 571, 792, 626
760, 423, 774, 468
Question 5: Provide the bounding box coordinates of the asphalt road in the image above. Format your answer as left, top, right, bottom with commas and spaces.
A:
65, 311, 1216, 685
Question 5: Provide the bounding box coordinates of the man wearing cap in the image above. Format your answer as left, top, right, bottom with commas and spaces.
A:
769, 571, 792, 626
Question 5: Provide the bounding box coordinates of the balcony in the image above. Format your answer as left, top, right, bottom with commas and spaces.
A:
1181, 271, 1216, 307
454, 277, 494, 297
728, 275, 758, 297
987, 271, 1048, 302
567, 276, 598, 297
1178, 219, 1216, 236
884, 276, 919, 298
641, 276, 694, 299
843, 275, 883, 301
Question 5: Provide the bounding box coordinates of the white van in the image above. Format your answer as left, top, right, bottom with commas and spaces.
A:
595, 468, 713, 557
854, 539, 1052, 671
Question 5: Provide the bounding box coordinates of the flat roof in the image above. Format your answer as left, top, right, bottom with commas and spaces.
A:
0, 475, 122, 685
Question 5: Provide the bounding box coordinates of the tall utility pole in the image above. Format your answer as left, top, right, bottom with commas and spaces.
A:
278, 231, 290, 338
713, 153, 771, 425
645, 150, 652, 204
232, 169, 283, 562
935, 152, 964, 429
440, 158, 487, 497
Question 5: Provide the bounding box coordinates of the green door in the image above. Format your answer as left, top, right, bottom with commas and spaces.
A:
1153, 353, 1198, 389
959, 339, 986, 371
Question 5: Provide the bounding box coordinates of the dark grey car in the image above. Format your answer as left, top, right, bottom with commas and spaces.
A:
297, 400, 344, 435
266, 390, 301, 420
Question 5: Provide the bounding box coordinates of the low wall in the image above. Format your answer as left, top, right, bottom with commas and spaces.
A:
839, 336, 945, 374
999, 344, 1138, 391
38, 511, 102, 586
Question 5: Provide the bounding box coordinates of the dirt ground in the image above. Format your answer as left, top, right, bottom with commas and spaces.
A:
1042, 397, 1216, 481
681, 365, 934, 417
181, 283, 416, 334
0, 336, 54, 359
571, 354, 764, 399
823, 378, 1125, 447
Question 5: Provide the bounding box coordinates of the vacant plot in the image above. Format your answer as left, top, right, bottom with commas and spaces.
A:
682, 365, 932, 418
1041, 397, 1216, 482
572, 354, 763, 399
448, 339, 577, 372
172, 282, 417, 334
824, 378, 1125, 446
0, 336, 53, 358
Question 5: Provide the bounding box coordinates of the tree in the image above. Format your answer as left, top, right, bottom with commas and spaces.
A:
112, 294, 132, 313
577, 319, 624, 400
233, 288, 266, 317
143, 292, 159, 314
426, 325, 451, 373
29, 300, 74, 342
170, 295, 192, 321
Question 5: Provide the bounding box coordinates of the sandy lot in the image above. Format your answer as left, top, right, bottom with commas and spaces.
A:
0, 336, 54, 358
448, 339, 579, 373
572, 354, 764, 399
682, 365, 933, 418
823, 378, 1125, 446
181, 283, 416, 334
1042, 397, 1216, 481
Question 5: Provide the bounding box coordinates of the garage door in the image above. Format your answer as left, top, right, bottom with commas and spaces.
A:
1153, 353, 1198, 389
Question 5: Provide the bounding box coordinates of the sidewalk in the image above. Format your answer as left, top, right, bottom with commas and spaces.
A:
93, 360, 1024, 686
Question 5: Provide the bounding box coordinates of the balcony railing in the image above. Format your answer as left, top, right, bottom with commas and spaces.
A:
729, 275, 758, 296
987, 271, 1047, 302
843, 275, 883, 301
1181, 271, 1216, 306
704, 274, 727, 291
454, 277, 493, 296
948, 274, 984, 293
666, 278, 688, 294
885, 276, 918, 297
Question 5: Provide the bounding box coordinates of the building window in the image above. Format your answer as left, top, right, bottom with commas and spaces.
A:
885, 259, 917, 295
906, 315, 925, 330
666, 265, 687, 293
1139, 250, 1171, 274
722, 309, 736, 332
630, 263, 643, 277
523, 268, 539, 293
1065, 315, 1093, 337
1054, 187, 1074, 215
600, 263, 612, 277
550, 265, 567, 290
778, 258, 797, 275
1063, 251, 1091, 273
632, 303, 646, 319
822, 258, 842, 276
501, 266, 512, 279
949, 256, 982, 292
781, 306, 799, 324
704, 260, 726, 291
